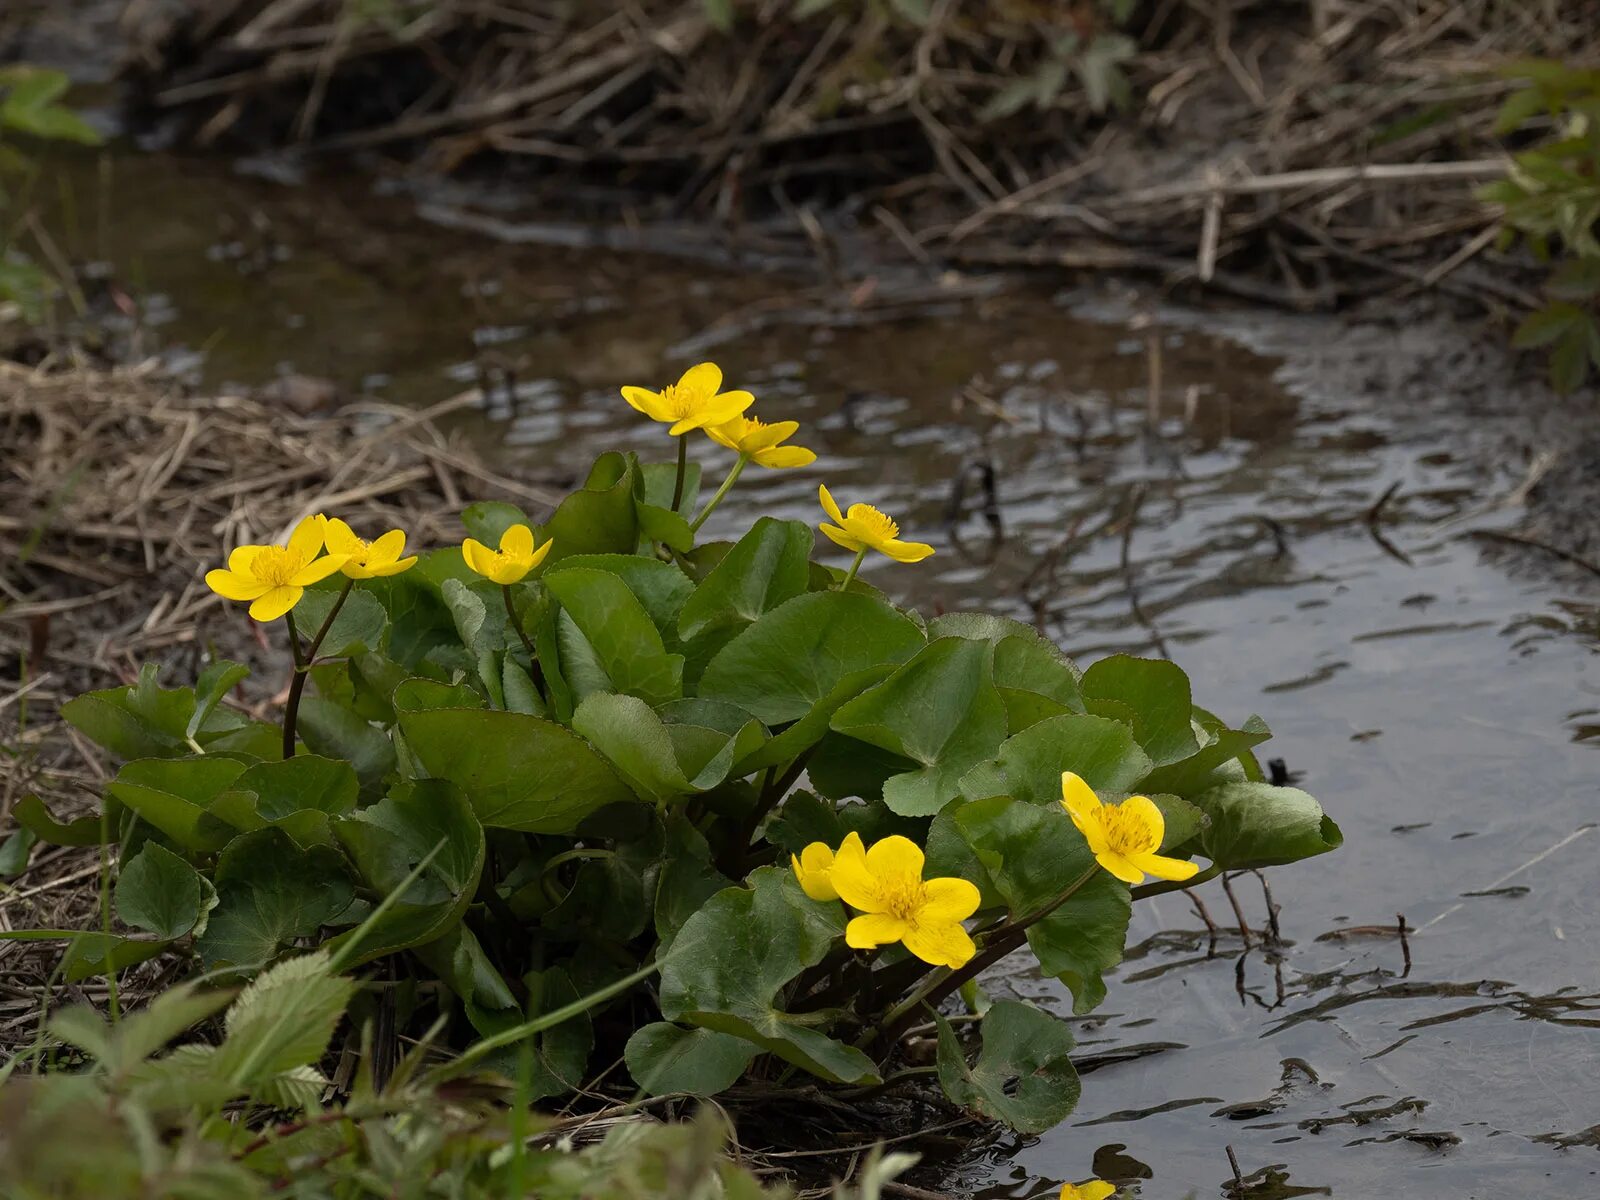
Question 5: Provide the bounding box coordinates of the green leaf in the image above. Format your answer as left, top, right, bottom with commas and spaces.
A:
106, 758, 247, 852
115, 843, 211, 940
625, 1022, 757, 1096
546, 567, 685, 705
572, 692, 694, 802
929, 796, 1129, 1013
554, 554, 694, 640
660, 867, 880, 1084
413, 923, 518, 1012
186, 660, 249, 743
934, 1000, 1080, 1133
519, 966, 596, 1101
654, 815, 733, 947
396, 706, 636, 832
195, 829, 356, 968
678, 517, 814, 640
331, 779, 485, 965
830, 638, 1008, 817
1194, 782, 1343, 869
1513, 301, 1585, 349
213, 950, 356, 1083
61, 665, 195, 759
0, 827, 36, 877
1137, 714, 1271, 797
1080, 655, 1199, 765
293, 587, 389, 657
699, 591, 925, 724
959, 713, 1153, 807
296, 696, 397, 794
539, 451, 639, 562
11, 793, 114, 846
461, 500, 530, 546
224, 755, 359, 821
59, 933, 169, 983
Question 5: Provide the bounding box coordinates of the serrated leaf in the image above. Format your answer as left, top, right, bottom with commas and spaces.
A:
625, 1022, 757, 1096
934, 1000, 1080, 1133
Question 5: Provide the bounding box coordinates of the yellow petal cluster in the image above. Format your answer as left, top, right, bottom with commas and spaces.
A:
706, 414, 816, 469
1060, 772, 1201, 885
205, 515, 349, 622
792, 832, 980, 968
461, 524, 553, 586
1060, 1182, 1116, 1200
818, 484, 934, 564
322, 516, 418, 579
621, 362, 754, 437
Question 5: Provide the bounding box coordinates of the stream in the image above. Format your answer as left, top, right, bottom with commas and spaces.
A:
23, 142, 1600, 1199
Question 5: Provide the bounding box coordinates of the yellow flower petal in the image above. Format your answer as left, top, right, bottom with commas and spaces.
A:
1060, 772, 1101, 824
792, 843, 840, 902
1096, 852, 1147, 885
827, 832, 880, 912
741, 418, 798, 451
864, 835, 925, 891
228, 545, 264, 576
919, 876, 981, 923
676, 361, 723, 402
1116, 795, 1166, 856
248, 585, 302, 622
621, 386, 670, 421
205, 568, 270, 602
1130, 851, 1201, 882
903, 920, 977, 968
461, 537, 492, 577
819, 483, 846, 525
322, 517, 362, 558
845, 912, 910, 950
753, 445, 816, 469
367, 529, 407, 565
371, 556, 418, 577
500, 523, 534, 558
879, 538, 936, 563
820, 523, 866, 553
528, 537, 554, 570
288, 554, 350, 587
1062, 1182, 1117, 1200
287, 514, 325, 564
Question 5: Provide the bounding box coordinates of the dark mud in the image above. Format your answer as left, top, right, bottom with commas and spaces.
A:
14, 136, 1600, 1198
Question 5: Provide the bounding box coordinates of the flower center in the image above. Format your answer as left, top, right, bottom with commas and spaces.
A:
1098, 801, 1157, 856
881, 879, 926, 922
847, 504, 899, 540
659, 383, 697, 419
344, 536, 371, 564
252, 545, 306, 587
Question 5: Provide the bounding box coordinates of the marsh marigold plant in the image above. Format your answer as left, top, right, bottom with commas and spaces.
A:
36, 357, 1341, 1153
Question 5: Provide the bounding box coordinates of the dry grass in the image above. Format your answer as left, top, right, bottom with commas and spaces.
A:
119, 0, 1595, 309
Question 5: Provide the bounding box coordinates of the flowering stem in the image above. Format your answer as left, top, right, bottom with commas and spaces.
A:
501, 584, 545, 698
874, 865, 1100, 1050
281, 577, 353, 759
838, 547, 868, 592
689, 455, 747, 533
669, 434, 689, 514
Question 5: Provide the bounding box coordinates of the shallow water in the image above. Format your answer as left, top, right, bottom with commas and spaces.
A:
27, 144, 1600, 1198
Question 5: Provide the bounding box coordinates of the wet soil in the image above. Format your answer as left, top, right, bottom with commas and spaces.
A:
14, 138, 1600, 1199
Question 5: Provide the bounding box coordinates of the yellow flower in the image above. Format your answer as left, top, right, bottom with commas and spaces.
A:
205, 516, 349, 623
790, 841, 840, 902
321, 516, 418, 579
1060, 772, 1201, 886
706, 414, 816, 469
830, 833, 980, 968
1060, 1182, 1116, 1200
461, 524, 552, 586
621, 362, 754, 436
818, 484, 934, 564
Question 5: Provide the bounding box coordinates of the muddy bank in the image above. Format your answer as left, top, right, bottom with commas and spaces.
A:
113, 0, 1586, 315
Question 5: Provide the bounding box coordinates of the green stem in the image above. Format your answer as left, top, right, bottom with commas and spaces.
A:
838, 547, 868, 592
281, 577, 353, 760
540, 847, 614, 907
689, 455, 748, 533
669, 434, 689, 514
501, 584, 546, 698
1131, 862, 1220, 901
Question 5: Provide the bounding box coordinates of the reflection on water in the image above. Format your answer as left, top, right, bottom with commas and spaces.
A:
35, 145, 1600, 1198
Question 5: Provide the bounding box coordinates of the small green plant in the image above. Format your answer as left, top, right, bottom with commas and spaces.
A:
1480, 60, 1600, 393
0, 65, 101, 326
5, 361, 1340, 1138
